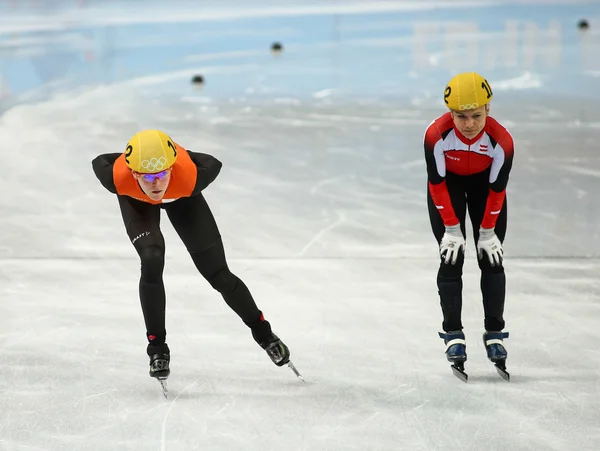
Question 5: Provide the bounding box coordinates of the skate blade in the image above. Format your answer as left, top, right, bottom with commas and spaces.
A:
451, 364, 468, 383
494, 363, 510, 382
158, 379, 169, 398
288, 361, 305, 382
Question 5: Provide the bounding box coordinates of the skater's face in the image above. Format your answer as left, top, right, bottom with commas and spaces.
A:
451, 104, 489, 139
133, 169, 172, 201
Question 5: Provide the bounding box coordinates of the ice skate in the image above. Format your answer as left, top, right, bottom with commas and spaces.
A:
249, 315, 303, 381
149, 353, 170, 379
258, 333, 304, 382
439, 330, 468, 382
147, 343, 170, 397
259, 333, 290, 366
149, 353, 170, 398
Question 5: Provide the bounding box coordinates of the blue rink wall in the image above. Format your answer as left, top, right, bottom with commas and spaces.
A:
1, 0, 599, 108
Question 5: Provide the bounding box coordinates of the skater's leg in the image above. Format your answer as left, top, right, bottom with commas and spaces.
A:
475, 207, 509, 365
118, 196, 169, 357
467, 181, 508, 332
466, 175, 510, 373
427, 175, 468, 332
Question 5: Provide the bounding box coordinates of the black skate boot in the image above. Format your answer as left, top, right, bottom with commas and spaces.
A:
438, 330, 468, 382
248, 313, 303, 380
147, 343, 170, 380
483, 331, 510, 381
147, 342, 170, 398
258, 333, 290, 367
248, 313, 290, 367
149, 353, 170, 379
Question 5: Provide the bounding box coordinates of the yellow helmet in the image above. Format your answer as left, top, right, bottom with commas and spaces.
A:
444, 72, 493, 111
124, 130, 178, 173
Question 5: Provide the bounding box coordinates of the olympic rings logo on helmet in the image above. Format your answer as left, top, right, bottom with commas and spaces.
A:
459, 103, 479, 110
141, 157, 168, 172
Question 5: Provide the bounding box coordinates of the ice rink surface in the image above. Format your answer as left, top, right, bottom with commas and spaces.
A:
1, 1, 600, 450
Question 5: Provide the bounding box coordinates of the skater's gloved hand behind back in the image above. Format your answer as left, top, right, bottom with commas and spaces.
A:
440, 224, 465, 265
477, 227, 503, 266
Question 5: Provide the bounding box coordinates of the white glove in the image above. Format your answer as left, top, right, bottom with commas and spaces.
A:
477, 227, 503, 266
440, 224, 465, 265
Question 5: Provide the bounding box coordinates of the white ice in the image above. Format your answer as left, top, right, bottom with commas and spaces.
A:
0, 1, 599, 450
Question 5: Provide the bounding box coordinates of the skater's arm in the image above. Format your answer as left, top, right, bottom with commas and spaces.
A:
481, 122, 514, 229
424, 123, 459, 227
188, 150, 223, 195
91, 153, 120, 194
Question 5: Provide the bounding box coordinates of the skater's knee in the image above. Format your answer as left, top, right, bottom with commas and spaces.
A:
438, 259, 463, 279
139, 245, 165, 281
479, 260, 504, 273
205, 267, 239, 293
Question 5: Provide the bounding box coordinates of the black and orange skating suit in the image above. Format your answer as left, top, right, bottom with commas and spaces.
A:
424, 112, 515, 332
92, 144, 273, 356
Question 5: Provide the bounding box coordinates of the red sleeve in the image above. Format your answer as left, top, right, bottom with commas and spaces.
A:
428, 181, 460, 226
481, 189, 506, 229
424, 114, 459, 227
481, 117, 514, 229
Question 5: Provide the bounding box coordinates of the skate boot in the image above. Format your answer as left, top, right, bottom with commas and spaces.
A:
248, 313, 303, 380
248, 313, 290, 367
259, 333, 304, 380
483, 331, 510, 381
147, 343, 170, 380
482, 331, 509, 363
438, 330, 467, 363
438, 330, 468, 381
258, 333, 290, 367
